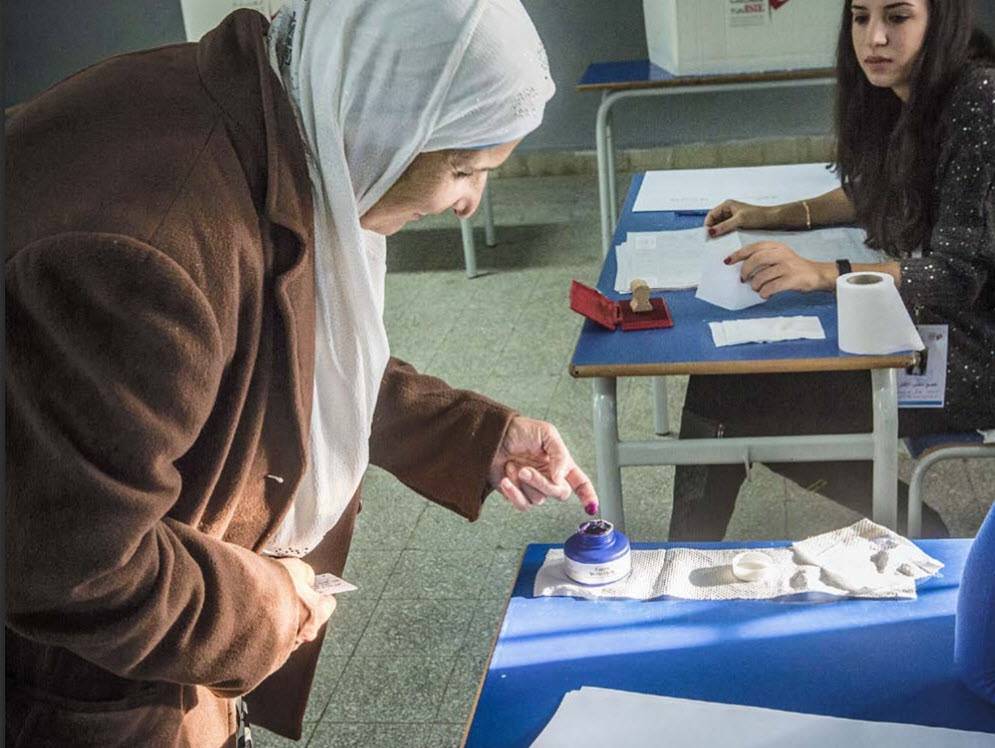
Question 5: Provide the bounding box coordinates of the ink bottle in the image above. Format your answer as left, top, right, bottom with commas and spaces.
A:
563, 520, 632, 585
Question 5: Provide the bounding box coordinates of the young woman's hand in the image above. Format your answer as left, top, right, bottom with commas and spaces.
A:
705, 199, 778, 237
274, 557, 337, 649
725, 241, 836, 299
488, 416, 599, 515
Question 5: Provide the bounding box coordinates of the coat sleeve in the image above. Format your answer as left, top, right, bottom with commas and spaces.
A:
6, 233, 306, 695
368, 358, 516, 521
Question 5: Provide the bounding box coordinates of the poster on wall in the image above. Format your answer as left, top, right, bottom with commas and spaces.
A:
180, 0, 284, 42
728, 0, 769, 28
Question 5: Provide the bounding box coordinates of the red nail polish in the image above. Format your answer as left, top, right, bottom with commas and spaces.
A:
723, 257, 732, 265
708, 228, 717, 236
585, 503, 598, 516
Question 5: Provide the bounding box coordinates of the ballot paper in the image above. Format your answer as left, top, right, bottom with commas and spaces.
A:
632, 163, 842, 213
313, 573, 358, 596
531, 687, 994, 747
614, 227, 884, 294
695, 237, 766, 310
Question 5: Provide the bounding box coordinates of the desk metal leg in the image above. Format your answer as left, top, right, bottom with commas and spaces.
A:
606, 109, 618, 231
482, 181, 496, 247
596, 92, 617, 257
652, 376, 670, 436
593, 377, 625, 531
460, 217, 477, 279
871, 368, 899, 530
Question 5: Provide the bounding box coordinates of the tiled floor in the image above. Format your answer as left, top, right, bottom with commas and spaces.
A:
254, 172, 995, 747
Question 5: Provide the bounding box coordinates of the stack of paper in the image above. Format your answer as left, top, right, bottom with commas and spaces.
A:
632, 163, 843, 213
614, 226, 885, 294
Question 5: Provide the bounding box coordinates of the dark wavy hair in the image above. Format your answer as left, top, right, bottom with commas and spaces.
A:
833, 0, 995, 256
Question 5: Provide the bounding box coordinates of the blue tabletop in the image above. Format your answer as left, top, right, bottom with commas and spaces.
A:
463, 540, 995, 748
570, 173, 913, 375
577, 59, 835, 90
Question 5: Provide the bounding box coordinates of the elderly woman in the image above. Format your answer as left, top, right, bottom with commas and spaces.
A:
5, 2, 595, 745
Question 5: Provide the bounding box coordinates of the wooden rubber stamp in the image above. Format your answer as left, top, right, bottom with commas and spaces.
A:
629, 278, 652, 313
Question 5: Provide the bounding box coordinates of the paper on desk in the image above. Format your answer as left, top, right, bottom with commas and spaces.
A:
614, 229, 708, 290
614, 227, 884, 293
531, 687, 994, 747
695, 237, 766, 310
632, 162, 842, 213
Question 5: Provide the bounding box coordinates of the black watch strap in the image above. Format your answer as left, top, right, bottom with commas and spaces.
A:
836, 259, 853, 278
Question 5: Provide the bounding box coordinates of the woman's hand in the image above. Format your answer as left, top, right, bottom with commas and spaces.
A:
274, 557, 337, 649
725, 241, 836, 299
488, 416, 599, 515
705, 199, 778, 237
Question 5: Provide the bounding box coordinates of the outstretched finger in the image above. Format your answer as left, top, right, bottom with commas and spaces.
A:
565, 465, 599, 515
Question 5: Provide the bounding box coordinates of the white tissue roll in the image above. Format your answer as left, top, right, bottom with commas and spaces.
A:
836, 272, 924, 354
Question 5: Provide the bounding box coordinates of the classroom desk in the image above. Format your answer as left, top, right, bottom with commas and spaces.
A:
577, 59, 836, 256
461, 539, 995, 747
570, 173, 915, 532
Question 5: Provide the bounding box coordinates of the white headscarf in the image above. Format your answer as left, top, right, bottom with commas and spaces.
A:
263, 0, 554, 557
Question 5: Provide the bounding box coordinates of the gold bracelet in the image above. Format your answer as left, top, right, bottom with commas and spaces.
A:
801, 200, 812, 230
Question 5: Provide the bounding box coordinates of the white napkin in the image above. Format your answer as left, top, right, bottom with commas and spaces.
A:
534, 520, 942, 602
708, 316, 826, 347
534, 548, 843, 601
791, 518, 943, 597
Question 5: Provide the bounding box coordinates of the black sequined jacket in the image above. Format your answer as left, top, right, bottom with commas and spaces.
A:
898, 64, 995, 426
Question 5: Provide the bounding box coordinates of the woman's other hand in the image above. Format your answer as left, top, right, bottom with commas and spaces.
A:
489, 416, 599, 515
725, 241, 836, 299
705, 199, 777, 237
274, 557, 337, 649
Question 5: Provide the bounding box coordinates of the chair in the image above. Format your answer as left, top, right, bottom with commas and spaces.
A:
457, 181, 496, 278
905, 431, 995, 536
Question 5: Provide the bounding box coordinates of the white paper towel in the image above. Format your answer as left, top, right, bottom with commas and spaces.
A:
709, 316, 826, 347
533, 521, 941, 602
791, 518, 943, 596
836, 271, 924, 354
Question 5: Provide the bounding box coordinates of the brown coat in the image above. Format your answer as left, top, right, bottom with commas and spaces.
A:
5, 10, 513, 746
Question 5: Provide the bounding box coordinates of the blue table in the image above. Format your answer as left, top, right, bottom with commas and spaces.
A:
569, 173, 915, 532
576, 59, 836, 255
462, 540, 995, 747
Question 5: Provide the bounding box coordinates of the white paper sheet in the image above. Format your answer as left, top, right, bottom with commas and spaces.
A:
614, 227, 885, 293
695, 238, 766, 310
531, 687, 994, 748
632, 163, 842, 213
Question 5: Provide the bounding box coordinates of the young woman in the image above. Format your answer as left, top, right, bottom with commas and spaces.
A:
669, 0, 995, 541
5, 1, 596, 745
